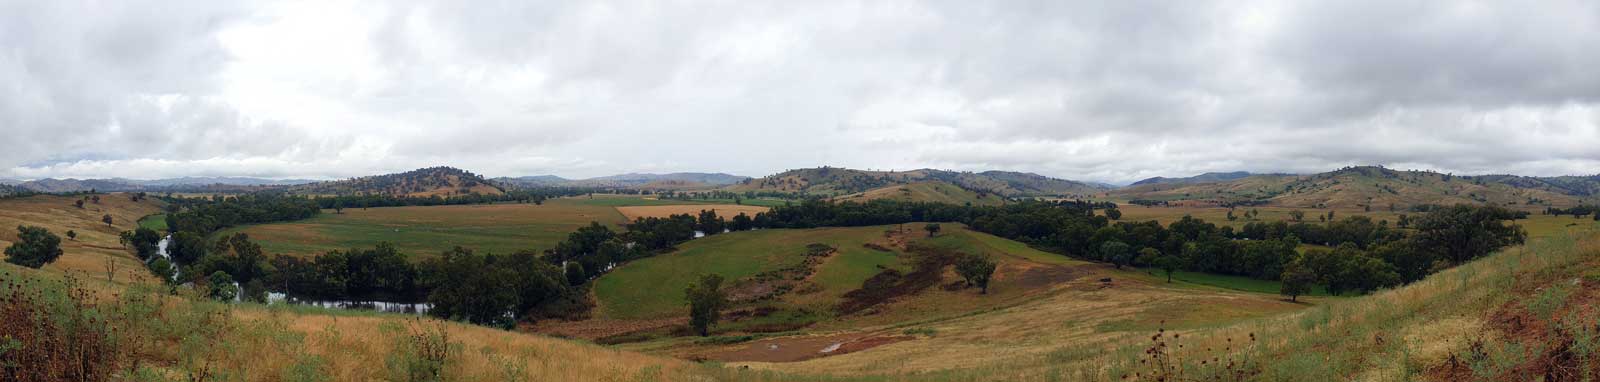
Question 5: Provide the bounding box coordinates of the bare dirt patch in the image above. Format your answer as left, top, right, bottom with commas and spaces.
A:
698, 333, 913, 363
614, 204, 769, 221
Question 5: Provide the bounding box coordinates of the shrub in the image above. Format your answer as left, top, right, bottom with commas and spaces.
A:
384, 319, 458, 382
0, 273, 121, 382
4, 225, 63, 268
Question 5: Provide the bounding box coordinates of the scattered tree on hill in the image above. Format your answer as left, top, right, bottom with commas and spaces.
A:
565, 262, 586, 286
333, 200, 344, 214
1289, 210, 1305, 222
1226, 209, 1237, 221
118, 230, 132, 249
1100, 241, 1132, 269
955, 253, 997, 294
924, 223, 941, 237
102, 214, 113, 226
1327, 210, 1336, 221
66, 230, 76, 241
4, 225, 64, 268
91, 195, 100, 204
1280, 262, 1314, 302
685, 274, 727, 336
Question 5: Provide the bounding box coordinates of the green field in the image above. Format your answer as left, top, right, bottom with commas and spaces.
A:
594, 225, 905, 319
224, 199, 630, 258
570, 195, 793, 208
137, 213, 168, 232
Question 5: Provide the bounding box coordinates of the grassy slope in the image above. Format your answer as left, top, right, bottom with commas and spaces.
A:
834, 181, 1007, 206
594, 226, 900, 320
0, 193, 839, 382
137, 213, 168, 231
0, 194, 165, 278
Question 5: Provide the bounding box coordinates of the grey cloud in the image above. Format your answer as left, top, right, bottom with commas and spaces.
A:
4, 1, 1598, 184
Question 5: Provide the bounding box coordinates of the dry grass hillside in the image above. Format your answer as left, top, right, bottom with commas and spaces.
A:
0, 194, 165, 278
1110, 166, 1591, 210
833, 181, 1008, 206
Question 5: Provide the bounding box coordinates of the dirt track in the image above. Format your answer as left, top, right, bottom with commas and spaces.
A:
699, 333, 914, 362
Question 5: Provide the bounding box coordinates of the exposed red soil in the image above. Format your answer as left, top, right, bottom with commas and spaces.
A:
1427, 266, 1600, 381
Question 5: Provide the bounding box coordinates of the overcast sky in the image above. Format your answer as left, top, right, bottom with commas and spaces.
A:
3, 1, 1598, 184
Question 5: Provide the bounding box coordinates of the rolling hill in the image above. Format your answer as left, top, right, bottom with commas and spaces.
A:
285, 166, 504, 197
7, 176, 316, 193
832, 181, 1008, 206
1129, 171, 1256, 186
1110, 166, 1595, 209
726, 167, 1107, 198
494, 172, 749, 189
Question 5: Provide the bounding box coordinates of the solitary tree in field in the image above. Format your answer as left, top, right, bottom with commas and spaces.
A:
924, 223, 942, 237
1280, 262, 1315, 302
955, 253, 997, 294
1156, 255, 1180, 283
1226, 209, 1237, 221
4, 225, 64, 268
685, 274, 727, 336
74, 199, 85, 209
91, 195, 100, 204
332, 200, 344, 214
1289, 210, 1305, 222
102, 214, 113, 226
66, 230, 76, 241
1100, 240, 1132, 269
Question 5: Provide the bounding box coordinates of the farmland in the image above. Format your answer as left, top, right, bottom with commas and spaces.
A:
224, 198, 629, 258
616, 204, 770, 220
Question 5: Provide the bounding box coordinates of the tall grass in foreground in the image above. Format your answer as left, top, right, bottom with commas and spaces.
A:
1073, 229, 1599, 381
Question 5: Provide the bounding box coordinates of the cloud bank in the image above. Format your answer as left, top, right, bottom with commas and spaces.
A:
4, 0, 1598, 183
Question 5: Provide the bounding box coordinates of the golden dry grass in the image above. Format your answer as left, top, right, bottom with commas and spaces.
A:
0, 194, 165, 279
615, 204, 770, 221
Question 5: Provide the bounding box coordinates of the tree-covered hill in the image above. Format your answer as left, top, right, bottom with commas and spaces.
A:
1111, 166, 1596, 209
286, 166, 505, 197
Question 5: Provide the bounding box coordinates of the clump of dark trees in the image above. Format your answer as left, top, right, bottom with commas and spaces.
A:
746, 199, 1528, 299
306, 187, 594, 211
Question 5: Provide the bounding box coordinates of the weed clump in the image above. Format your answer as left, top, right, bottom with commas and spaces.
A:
1123, 322, 1258, 381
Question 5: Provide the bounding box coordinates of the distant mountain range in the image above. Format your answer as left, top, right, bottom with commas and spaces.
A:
725, 167, 1108, 198
1130, 171, 1257, 186
4, 176, 317, 193
7, 165, 1598, 210
493, 172, 750, 190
